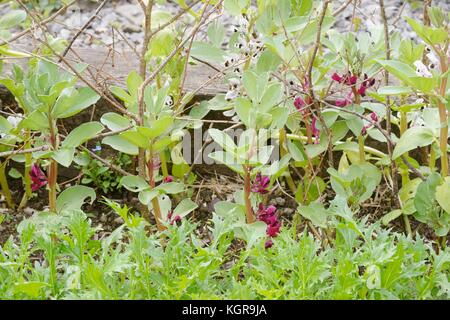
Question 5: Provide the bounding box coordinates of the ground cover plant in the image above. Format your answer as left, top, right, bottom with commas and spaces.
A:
0, 0, 449, 300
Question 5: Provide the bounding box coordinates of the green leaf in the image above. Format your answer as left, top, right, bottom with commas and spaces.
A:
0, 10, 26, 29
109, 86, 132, 103
392, 127, 435, 159
13, 282, 47, 298
126, 70, 143, 97
100, 112, 130, 131
173, 198, 198, 218
381, 209, 403, 226
298, 202, 328, 228
406, 18, 448, 45
190, 42, 226, 63
102, 136, 138, 155
376, 59, 417, 85
53, 87, 100, 119
120, 176, 149, 192
139, 116, 173, 139
436, 178, 450, 213
208, 128, 237, 153
138, 189, 158, 205
53, 147, 75, 167
155, 182, 185, 194
207, 21, 225, 47
120, 130, 149, 149
56, 185, 96, 212
378, 86, 413, 96
62, 122, 104, 149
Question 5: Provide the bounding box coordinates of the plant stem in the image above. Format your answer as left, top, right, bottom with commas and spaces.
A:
243, 165, 255, 224
358, 134, 365, 164
279, 129, 297, 194
148, 147, 165, 231
437, 49, 448, 176
0, 161, 14, 209
403, 213, 412, 237
429, 145, 436, 171
48, 116, 58, 213
23, 133, 33, 200
160, 150, 169, 178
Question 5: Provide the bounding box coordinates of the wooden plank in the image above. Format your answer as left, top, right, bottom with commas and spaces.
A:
1, 46, 227, 97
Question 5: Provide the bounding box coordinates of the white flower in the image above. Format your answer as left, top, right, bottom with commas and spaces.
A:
7, 114, 22, 128
228, 78, 240, 90
225, 90, 239, 101
1, 114, 22, 139
426, 52, 439, 66
413, 60, 432, 78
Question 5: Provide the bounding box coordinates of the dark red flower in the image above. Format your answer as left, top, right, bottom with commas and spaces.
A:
331, 72, 343, 83
256, 203, 281, 238
370, 112, 378, 122
265, 239, 273, 249
251, 172, 270, 194
311, 117, 320, 144
358, 74, 375, 97
170, 215, 181, 225
30, 163, 47, 192
163, 175, 174, 183
332, 72, 358, 86
267, 221, 281, 237
294, 97, 305, 110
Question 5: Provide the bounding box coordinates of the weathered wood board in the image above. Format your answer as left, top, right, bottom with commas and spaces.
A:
1, 46, 227, 98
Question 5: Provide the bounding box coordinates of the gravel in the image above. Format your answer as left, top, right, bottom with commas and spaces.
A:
2, 0, 449, 52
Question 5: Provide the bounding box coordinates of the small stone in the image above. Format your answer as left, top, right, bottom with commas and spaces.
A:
23, 207, 35, 215
275, 197, 285, 206
114, 217, 124, 225
100, 214, 108, 223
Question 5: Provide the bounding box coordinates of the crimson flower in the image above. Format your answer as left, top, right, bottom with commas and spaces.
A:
163, 175, 174, 183
265, 239, 273, 249
357, 74, 376, 96
332, 72, 357, 85
256, 203, 281, 238
167, 210, 182, 225
30, 163, 47, 192
361, 112, 379, 135
251, 172, 270, 194
311, 117, 320, 144
370, 112, 378, 122
170, 215, 181, 225
335, 92, 353, 107
294, 96, 305, 110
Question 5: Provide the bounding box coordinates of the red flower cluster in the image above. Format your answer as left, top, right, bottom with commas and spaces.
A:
30, 163, 47, 192
361, 112, 379, 135
251, 173, 270, 194
331, 72, 375, 105
332, 72, 358, 86
256, 203, 281, 249
357, 74, 376, 97
167, 211, 181, 226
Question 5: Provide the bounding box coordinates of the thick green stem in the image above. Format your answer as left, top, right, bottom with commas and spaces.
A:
279, 129, 297, 194
48, 116, 58, 213
0, 161, 14, 209
160, 150, 169, 178
244, 166, 255, 224
429, 145, 436, 171
358, 134, 366, 164
403, 213, 412, 237
148, 147, 165, 231
437, 51, 448, 176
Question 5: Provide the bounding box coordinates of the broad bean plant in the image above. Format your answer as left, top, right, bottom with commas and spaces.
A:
0, 0, 449, 299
